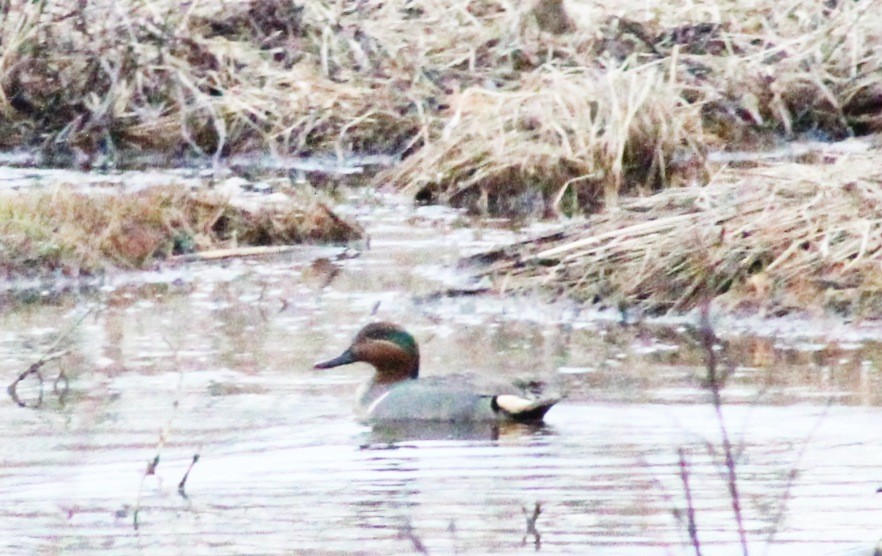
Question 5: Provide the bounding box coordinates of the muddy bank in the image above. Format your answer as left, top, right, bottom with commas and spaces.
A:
465, 142, 882, 318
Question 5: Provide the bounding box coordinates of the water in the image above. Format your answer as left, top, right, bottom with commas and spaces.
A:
2, 191, 882, 554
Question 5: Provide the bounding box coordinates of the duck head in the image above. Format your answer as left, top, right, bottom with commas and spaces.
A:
314, 322, 420, 383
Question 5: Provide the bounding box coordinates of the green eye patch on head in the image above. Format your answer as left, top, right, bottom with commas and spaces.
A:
359, 323, 418, 356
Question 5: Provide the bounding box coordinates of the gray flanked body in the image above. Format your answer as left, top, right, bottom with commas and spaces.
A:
315, 322, 560, 423
357, 378, 500, 422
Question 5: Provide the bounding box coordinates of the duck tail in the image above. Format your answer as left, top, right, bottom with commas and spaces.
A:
493, 395, 560, 422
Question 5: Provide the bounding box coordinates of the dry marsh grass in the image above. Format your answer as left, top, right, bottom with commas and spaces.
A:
381, 0, 882, 213
3, 0, 882, 309
387, 67, 706, 215
1, 0, 879, 214
0, 0, 419, 159
0, 186, 362, 276
467, 150, 882, 316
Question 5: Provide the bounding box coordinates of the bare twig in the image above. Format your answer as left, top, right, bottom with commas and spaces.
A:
169, 245, 304, 262
132, 335, 187, 531
7, 307, 93, 408
761, 398, 833, 552
7, 353, 58, 408
521, 502, 542, 550
177, 454, 201, 499
397, 519, 428, 554
678, 448, 702, 556
53, 368, 70, 403
133, 455, 161, 531
698, 304, 749, 555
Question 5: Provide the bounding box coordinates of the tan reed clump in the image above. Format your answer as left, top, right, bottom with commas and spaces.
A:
468, 150, 882, 316
0, 186, 362, 276
384, 66, 706, 216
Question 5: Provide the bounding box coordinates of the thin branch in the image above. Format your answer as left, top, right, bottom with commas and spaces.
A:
521, 502, 543, 550
7, 307, 93, 408
761, 399, 833, 553
177, 454, 201, 499
397, 519, 428, 554
699, 303, 749, 555
132, 334, 187, 530
678, 448, 702, 556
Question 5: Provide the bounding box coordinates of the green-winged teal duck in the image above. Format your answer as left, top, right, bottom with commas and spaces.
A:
314, 322, 560, 423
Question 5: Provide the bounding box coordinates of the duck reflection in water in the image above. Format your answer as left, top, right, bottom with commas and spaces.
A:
364, 419, 555, 444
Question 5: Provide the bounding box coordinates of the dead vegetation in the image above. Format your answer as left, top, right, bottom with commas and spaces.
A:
1, 0, 880, 212
3, 0, 882, 310
0, 0, 419, 161
386, 67, 705, 216
382, 0, 882, 214
0, 185, 362, 277
466, 148, 882, 316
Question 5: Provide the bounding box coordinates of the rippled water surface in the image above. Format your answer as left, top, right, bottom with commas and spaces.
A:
3, 193, 882, 554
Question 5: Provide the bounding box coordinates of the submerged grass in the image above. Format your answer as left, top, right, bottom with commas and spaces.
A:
467, 149, 882, 316
0, 186, 361, 276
